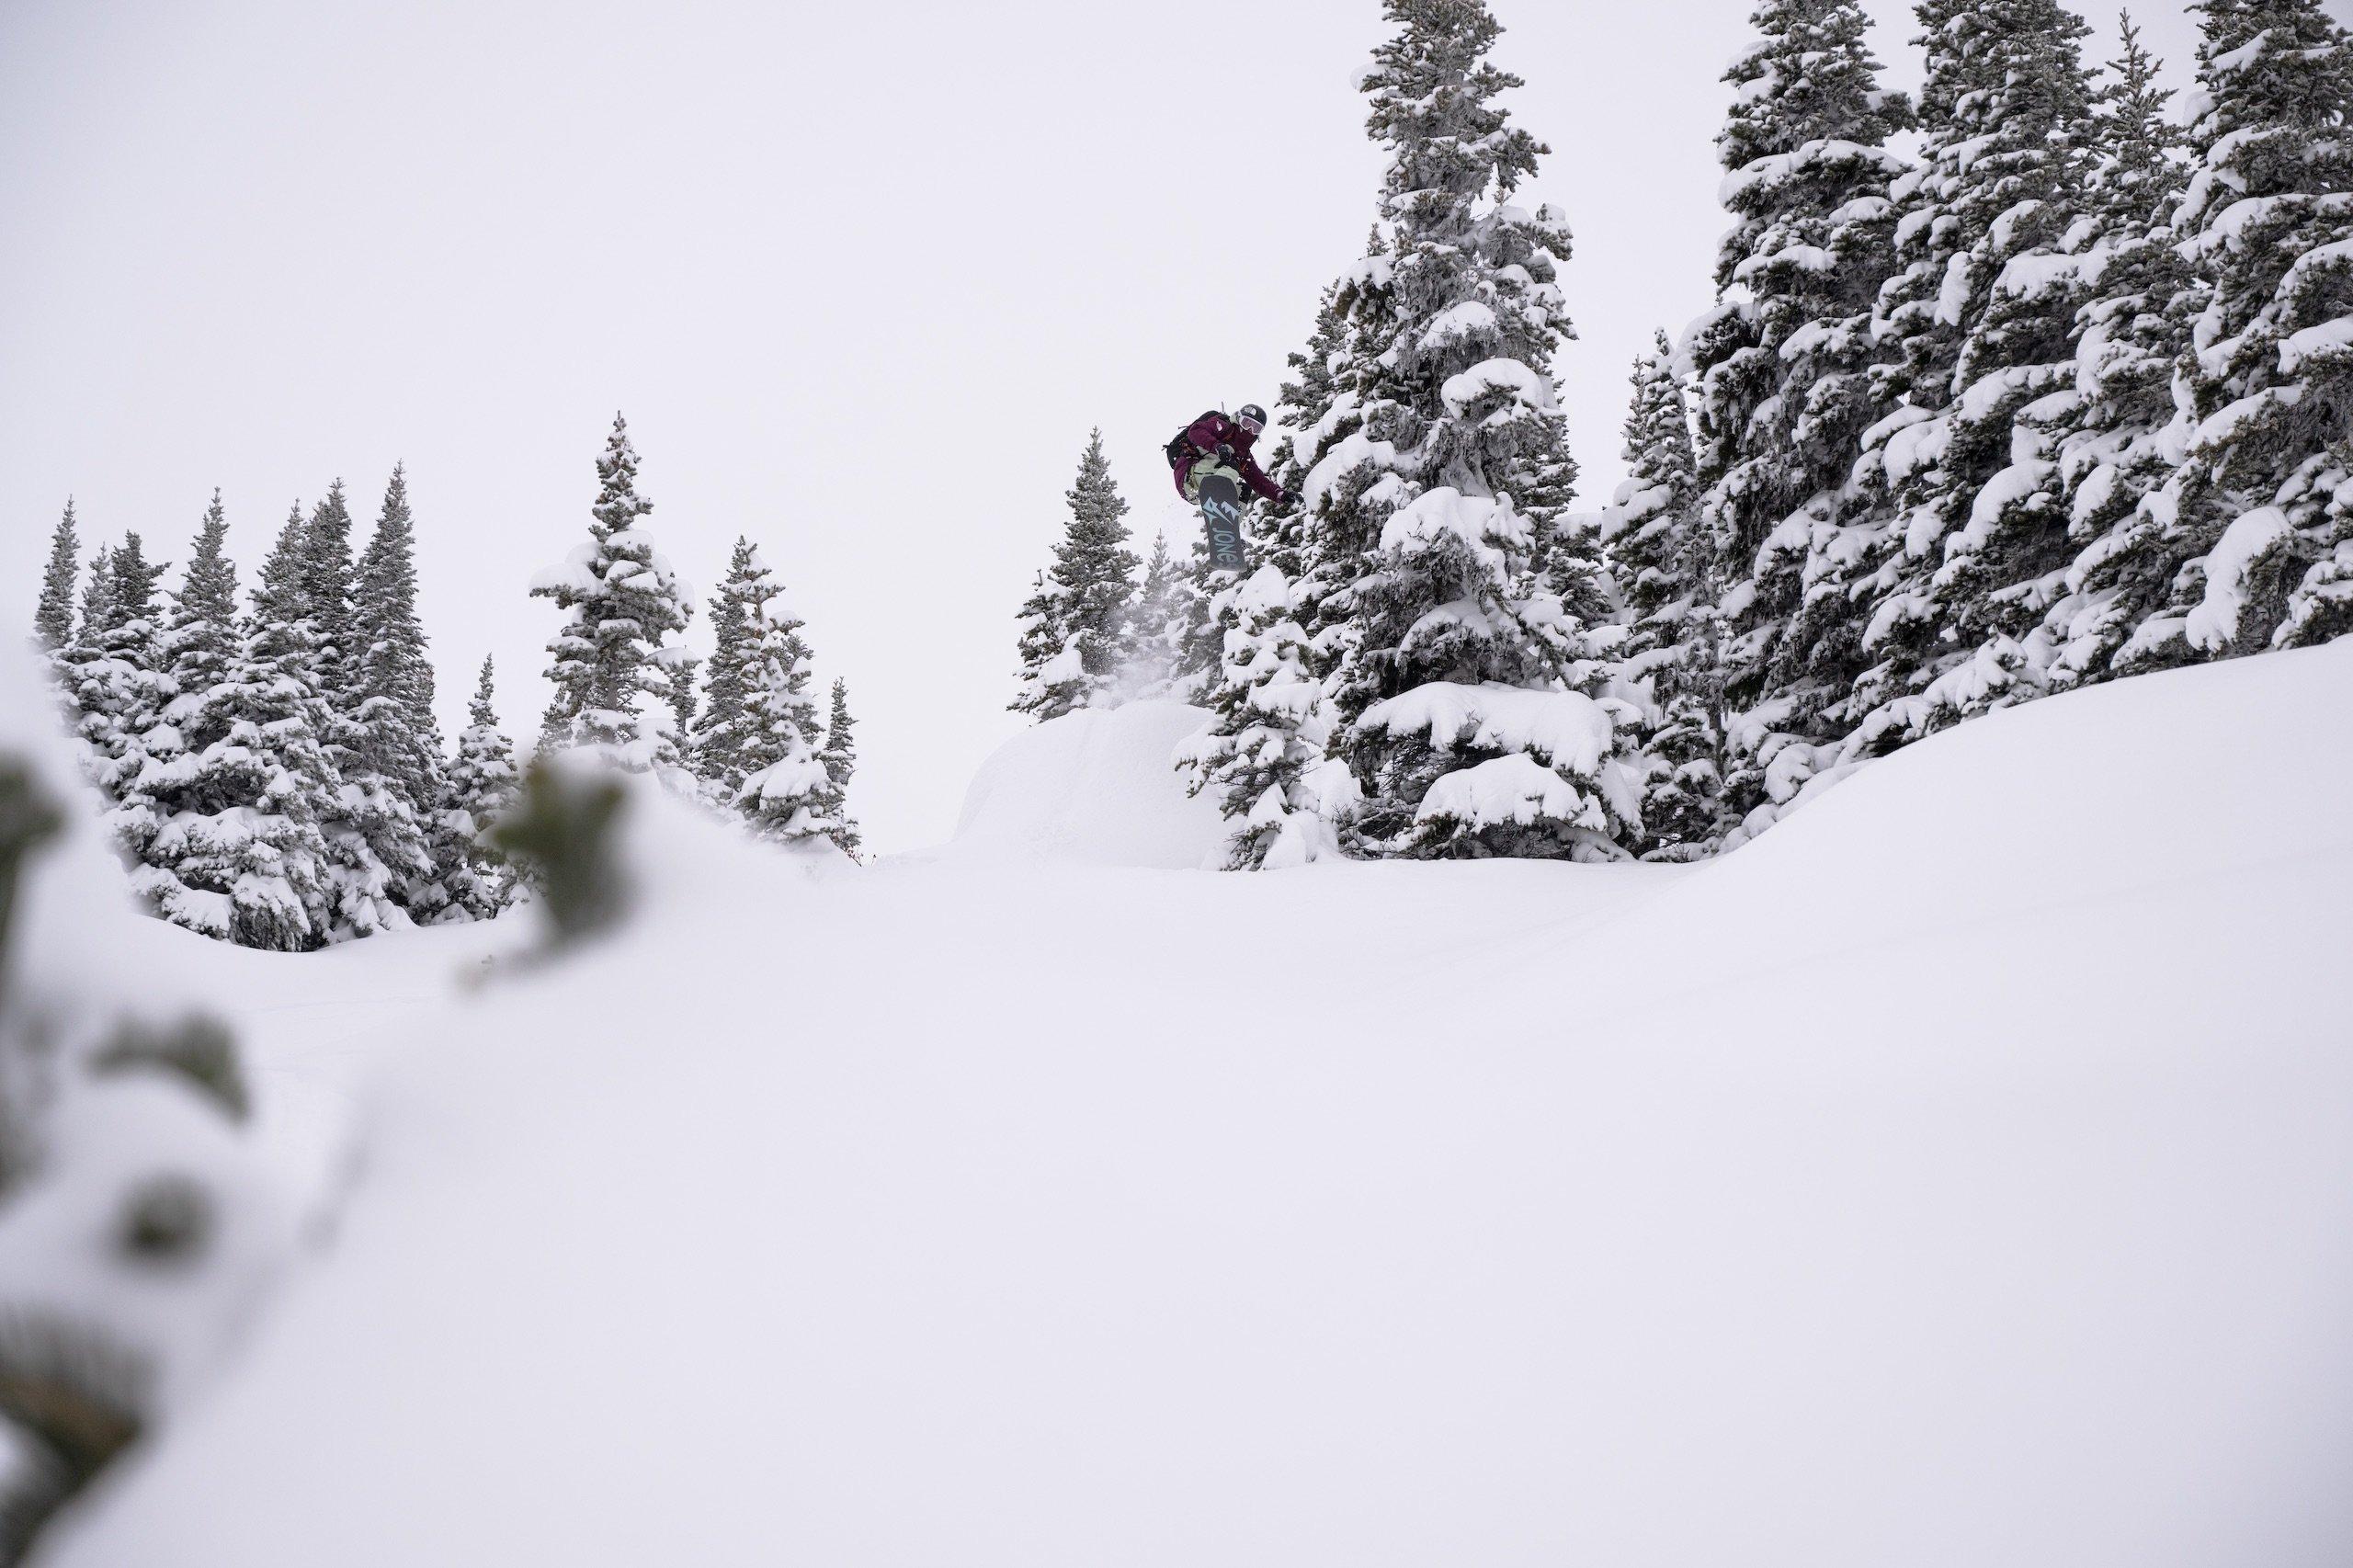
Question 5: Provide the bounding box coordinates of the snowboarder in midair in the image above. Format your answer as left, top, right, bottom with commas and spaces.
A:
1166, 403, 1296, 574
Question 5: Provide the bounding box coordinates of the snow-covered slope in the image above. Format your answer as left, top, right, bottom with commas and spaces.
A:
948, 699, 1226, 869
42, 643, 2353, 1568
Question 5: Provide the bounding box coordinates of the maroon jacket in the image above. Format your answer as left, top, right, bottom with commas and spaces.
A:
1174, 411, 1284, 503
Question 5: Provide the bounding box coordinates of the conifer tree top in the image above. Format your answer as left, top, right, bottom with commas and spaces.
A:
469, 654, 499, 728
175, 491, 240, 633
2086, 11, 2190, 224
1718, 0, 1910, 170
1054, 427, 1132, 580
1363, 0, 1546, 216
1910, 0, 2093, 151
34, 497, 82, 651
593, 413, 654, 536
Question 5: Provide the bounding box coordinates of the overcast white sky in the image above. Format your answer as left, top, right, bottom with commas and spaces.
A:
2, 0, 2260, 851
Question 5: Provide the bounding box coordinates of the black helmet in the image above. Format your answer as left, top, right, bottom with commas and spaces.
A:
1235, 403, 1268, 434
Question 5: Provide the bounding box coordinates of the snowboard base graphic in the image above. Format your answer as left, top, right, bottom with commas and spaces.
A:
1197, 472, 1250, 574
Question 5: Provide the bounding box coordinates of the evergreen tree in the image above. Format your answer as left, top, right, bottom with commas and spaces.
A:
532, 414, 694, 767
1601, 335, 1727, 857
2035, 15, 2205, 686
688, 538, 764, 799
2128, 0, 2353, 658
1008, 570, 1077, 719
96, 527, 184, 869
174, 505, 348, 949
353, 466, 454, 921
1683, 0, 1913, 826
53, 545, 119, 759
667, 653, 701, 760
1178, 565, 1356, 869
1259, 282, 1353, 587
1297, 230, 1395, 666
353, 465, 444, 809
1010, 429, 1139, 721
1313, 0, 1635, 859
250, 501, 405, 941
2086, 10, 2191, 208
294, 479, 433, 926
1164, 538, 1226, 707
438, 656, 520, 922
126, 492, 239, 771
818, 676, 863, 859
32, 501, 79, 653
108, 494, 321, 945
1119, 532, 1196, 699
1846, 0, 2097, 744
64, 534, 170, 812
729, 550, 836, 846
301, 481, 361, 721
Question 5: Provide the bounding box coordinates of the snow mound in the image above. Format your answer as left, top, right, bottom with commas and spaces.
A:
949, 701, 1227, 869
35, 643, 2353, 1568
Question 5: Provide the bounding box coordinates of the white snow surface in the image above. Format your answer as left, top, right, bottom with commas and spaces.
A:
38, 642, 2353, 1568
946, 699, 1226, 869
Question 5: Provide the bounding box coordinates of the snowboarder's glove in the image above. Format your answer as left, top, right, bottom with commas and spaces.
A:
1279, 487, 1303, 509
1216, 443, 1236, 462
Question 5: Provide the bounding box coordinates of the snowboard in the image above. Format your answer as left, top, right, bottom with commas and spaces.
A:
1197, 472, 1250, 574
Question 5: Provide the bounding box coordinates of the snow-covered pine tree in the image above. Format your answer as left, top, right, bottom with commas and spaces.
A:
1846, 0, 2096, 744
728, 549, 836, 846
294, 482, 427, 932
158, 503, 349, 949
1296, 231, 1394, 659
103, 494, 326, 946
255, 500, 402, 939
667, 653, 700, 763
301, 482, 360, 723
2123, 0, 2353, 660
109, 494, 233, 935
818, 676, 863, 859
688, 537, 763, 799
353, 465, 445, 811
1009, 429, 1139, 721
1008, 571, 1076, 719
2033, 15, 2205, 686
1159, 536, 1226, 706
1177, 564, 1357, 869
1313, 0, 1636, 860
1117, 532, 1196, 699
52, 545, 117, 755
1257, 282, 1354, 589
1682, 0, 1912, 830
353, 465, 452, 920
32, 501, 80, 653
532, 414, 694, 768
437, 655, 520, 922
59, 534, 170, 814
1601, 333, 1727, 858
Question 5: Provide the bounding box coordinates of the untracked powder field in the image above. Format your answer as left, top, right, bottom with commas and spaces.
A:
11, 641, 2352, 1567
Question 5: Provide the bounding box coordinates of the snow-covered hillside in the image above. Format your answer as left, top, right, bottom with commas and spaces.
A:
36, 641, 2353, 1568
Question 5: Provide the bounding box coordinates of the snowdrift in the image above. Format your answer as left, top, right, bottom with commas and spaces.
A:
949, 699, 1225, 869
1642, 632, 2353, 974
38, 642, 2353, 1568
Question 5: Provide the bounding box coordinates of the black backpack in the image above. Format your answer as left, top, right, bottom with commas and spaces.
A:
1165, 409, 1222, 470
